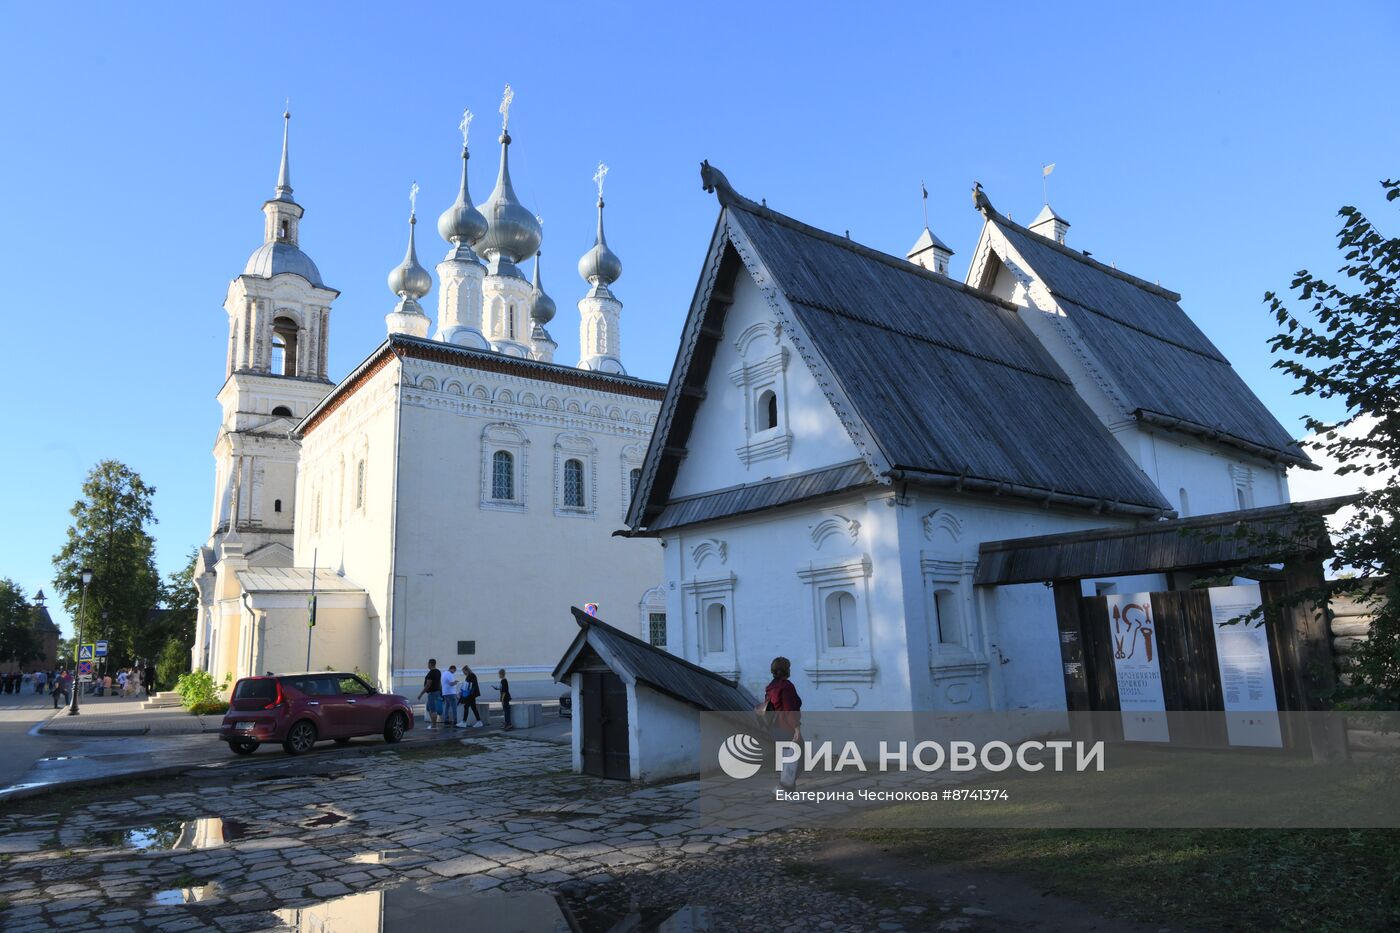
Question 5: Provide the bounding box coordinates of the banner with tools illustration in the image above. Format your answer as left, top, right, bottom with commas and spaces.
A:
1104, 593, 1170, 742
1207, 584, 1283, 748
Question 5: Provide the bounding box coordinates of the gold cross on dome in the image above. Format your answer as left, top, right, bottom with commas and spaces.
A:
409, 181, 419, 216
593, 161, 609, 199
459, 108, 473, 146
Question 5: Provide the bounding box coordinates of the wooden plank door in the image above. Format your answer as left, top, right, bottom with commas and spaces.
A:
601, 673, 630, 780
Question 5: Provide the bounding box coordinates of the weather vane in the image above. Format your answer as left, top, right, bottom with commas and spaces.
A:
920, 179, 929, 229
284, 96, 291, 117
594, 161, 609, 200
409, 181, 419, 218
459, 108, 473, 147
499, 84, 514, 132
1042, 162, 1056, 205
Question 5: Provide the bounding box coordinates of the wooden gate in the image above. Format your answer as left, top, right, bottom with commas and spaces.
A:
580, 671, 631, 780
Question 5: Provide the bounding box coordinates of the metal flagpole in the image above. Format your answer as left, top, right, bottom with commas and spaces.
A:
306, 549, 317, 670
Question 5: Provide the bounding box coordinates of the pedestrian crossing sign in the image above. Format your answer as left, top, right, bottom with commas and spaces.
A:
77, 643, 95, 661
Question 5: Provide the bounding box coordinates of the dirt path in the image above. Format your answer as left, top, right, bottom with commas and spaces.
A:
807, 836, 1192, 932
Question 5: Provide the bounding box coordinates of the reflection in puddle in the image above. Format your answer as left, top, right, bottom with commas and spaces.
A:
89, 817, 251, 851
0, 781, 54, 797
274, 882, 708, 932
153, 883, 221, 905
303, 811, 348, 828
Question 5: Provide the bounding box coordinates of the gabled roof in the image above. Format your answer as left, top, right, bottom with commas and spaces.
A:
626, 165, 1172, 533
553, 607, 757, 712
982, 212, 1309, 467
236, 567, 366, 593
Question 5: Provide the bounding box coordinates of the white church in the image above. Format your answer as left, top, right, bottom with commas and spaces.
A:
193, 94, 666, 696
621, 163, 1312, 713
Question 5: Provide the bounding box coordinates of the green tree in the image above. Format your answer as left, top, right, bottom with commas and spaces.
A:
150, 547, 200, 689
1267, 177, 1400, 708
51, 460, 161, 666
0, 578, 40, 667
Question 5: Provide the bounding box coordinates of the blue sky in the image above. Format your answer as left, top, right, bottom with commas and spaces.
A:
1, 2, 1395, 637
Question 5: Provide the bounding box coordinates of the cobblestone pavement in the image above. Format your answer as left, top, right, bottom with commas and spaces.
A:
0, 735, 975, 933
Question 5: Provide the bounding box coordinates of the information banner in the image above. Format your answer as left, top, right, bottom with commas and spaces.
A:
1104, 593, 1169, 742
1207, 584, 1282, 748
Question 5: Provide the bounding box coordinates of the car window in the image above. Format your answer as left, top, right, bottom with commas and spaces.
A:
338, 676, 373, 696
285, 676, 339, 697
233, 679, 277, 701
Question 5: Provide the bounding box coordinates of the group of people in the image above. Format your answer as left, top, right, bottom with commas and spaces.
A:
0, 664, 156, 705
416, 659, 513, 732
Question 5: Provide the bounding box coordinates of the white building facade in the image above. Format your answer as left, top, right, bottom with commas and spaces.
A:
195, 100, 664, 696
624, 167, 1309, 713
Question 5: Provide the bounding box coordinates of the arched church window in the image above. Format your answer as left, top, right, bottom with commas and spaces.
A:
272, 405, 292, 417
274, 499, 282, 513
279, 219, 289, 239
824, 590, 858, 648
355, 460, 366, 510
508, 305, 517, 341
628, 468, 642, 502
271, 317, 299, 377
757, 389, 778, 431
492, 450, 515, 501
564, 458, 585, 508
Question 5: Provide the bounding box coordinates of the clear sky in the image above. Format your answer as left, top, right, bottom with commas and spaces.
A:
1, 1, 1395, 637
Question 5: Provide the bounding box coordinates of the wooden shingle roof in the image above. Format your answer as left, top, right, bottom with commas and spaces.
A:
990, 219, 1309, 467
626, 166, 1173, 533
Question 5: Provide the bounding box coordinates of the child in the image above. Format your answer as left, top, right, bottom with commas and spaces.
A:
492, 668, 513, 731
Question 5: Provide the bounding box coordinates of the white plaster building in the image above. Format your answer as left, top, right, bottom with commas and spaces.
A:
194, 103, 664, 696
622, 165, 1310, 714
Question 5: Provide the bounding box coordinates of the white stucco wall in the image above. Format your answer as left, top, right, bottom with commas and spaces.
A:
630, 683, 703, 781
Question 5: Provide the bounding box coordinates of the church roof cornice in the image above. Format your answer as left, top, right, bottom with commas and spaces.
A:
296, 334, 665, 439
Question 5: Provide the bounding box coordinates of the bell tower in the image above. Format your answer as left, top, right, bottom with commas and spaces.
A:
195, 109, 340, 675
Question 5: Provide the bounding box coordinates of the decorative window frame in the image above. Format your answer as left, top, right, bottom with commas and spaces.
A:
798, 556, 876, 684
921, 556, 982, 669
639, 585, 668, 649
1229, 464, 1255, 510
621, 442, 646, 520
729, 347, 793, 465
553, 432, 597, 518
480, 422, 529, 513
682, 572, 737, 678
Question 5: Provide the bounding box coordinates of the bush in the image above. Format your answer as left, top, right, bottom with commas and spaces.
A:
174, 670, 230, 710
155, 637, 190, 693
188, 700, 229, 716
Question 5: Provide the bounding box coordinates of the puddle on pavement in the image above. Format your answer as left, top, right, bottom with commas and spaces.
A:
272, 882, 706, 932
88, 817, 253, 851
37, 755, 78, 762
0, 781, 54, 797
153, 883, 221, 905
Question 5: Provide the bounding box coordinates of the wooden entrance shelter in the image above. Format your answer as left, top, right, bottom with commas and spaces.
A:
976, 497, 1354, 757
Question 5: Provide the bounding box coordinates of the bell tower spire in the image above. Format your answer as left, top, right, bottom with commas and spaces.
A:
275, 105, 293, 201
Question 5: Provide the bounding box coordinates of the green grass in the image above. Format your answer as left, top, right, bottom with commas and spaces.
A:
854, 827, 1400, 931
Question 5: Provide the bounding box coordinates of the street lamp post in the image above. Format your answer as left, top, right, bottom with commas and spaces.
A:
68, 568, 93, 716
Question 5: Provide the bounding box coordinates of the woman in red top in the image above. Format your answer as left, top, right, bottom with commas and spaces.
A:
763, 656, 802, 790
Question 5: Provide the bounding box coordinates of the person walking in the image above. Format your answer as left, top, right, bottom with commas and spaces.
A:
460, 665, 485, 727
144, 663, 156, 697
762, 656, 803, 791
417, 659, 442, 731
32, 669, 45, 694
492, 668, 513, 731
117, 668, 129, 696
440, 665, 460, 729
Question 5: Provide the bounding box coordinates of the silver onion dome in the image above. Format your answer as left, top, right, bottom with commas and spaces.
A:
529, 252, 556, 325
578, 196, 622, 288
475, 132, 542, 271
437, 146, 488, 250
388, 214, 432, 300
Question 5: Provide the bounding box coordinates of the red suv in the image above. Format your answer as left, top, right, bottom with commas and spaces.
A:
220, 672, 413, 756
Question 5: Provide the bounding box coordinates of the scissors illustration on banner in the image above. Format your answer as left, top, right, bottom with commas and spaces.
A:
1111, 602, 1155, 662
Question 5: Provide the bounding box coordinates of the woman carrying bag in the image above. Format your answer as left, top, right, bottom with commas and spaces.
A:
761, 656, 802, 791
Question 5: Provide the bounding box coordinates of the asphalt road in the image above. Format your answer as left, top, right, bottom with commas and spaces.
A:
0, 688, 73, 790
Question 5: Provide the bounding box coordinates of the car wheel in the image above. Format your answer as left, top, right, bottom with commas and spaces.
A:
229, 739, 258, 756
384, 711, 407, 744
334, 737, 351, 745
282, 720, 317, 755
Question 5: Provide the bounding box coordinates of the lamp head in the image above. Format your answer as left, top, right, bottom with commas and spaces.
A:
80, 568, 94, 586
